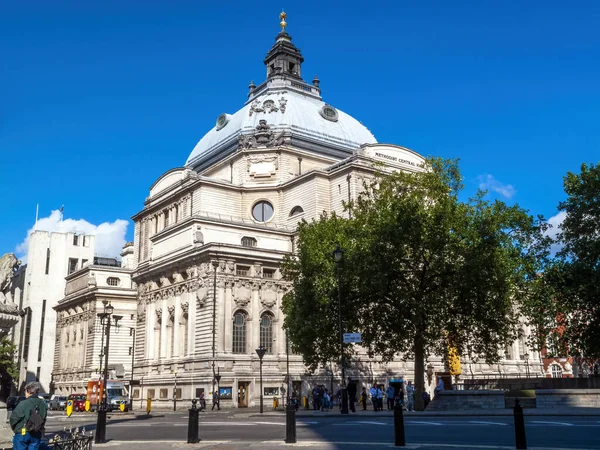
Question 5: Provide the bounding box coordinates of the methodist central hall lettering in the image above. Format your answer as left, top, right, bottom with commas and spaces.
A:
374, 152, 417, 166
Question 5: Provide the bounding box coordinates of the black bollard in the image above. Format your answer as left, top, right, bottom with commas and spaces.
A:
187, 399, 200, 444
513, 399, 527, 450
285, 402, 297, 444
394, 403, 405, 447
95, 409, 107, 444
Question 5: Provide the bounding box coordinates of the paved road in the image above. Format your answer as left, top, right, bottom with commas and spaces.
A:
45, 412, 600, 449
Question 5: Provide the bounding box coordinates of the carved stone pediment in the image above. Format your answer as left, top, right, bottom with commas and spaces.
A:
159, 276, 169, 287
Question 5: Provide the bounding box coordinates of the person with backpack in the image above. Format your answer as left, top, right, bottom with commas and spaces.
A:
10, 381, 47, 449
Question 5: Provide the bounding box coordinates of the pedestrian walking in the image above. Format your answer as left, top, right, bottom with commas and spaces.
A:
10, 381, 47, 450
199, 391, 206, 411
360, 387, 368, 410
376, 385, 384, 411
370, 384, 379, 412
406, 381, 415, 412
347, 379, 357, 413
312, 384, 321, 411
212, 390, 220, 411
386, 385, 395, 410
434, 376, 445, 398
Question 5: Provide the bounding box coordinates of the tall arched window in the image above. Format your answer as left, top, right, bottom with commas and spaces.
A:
232, 312, 247, 354
259, 313, 273, 354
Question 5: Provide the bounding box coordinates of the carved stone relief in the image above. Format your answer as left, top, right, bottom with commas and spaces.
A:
238, 120, 288, 150
233, 280, 252, 307
260, 282, 278, 308
196, 284, 208, 308
249, 96, 287, 117
193, 225, 204, 245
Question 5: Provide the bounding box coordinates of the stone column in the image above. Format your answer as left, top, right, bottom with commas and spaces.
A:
252, 284, 260, 351
186, 292, 195, 357
217, 279, 226, 353
224, 281, 233, 353
160, 299, 168, 359
173, 296, 181, 358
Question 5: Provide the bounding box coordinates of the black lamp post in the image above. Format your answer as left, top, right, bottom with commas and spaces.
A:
173, 370, 178, 412
95, 301, 122, 444
256, 345, 267, 413
333, 245, 349, 415
524, 353, 530, 378
128, 326, 136, 411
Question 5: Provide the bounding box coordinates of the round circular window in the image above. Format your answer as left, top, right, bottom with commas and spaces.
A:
216, 113, 229, 130
252, 201, 274, 222
319, 105, 339, 122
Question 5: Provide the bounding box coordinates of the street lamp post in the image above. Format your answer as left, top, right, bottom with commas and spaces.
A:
211, 259, 219, 402
173, 370, 178, 411
129, 326, 136, 411
333, 245, 349, 415
285, 330, 290, 406
524, 354, 530, 378
256, 346, 267, 414
95, 301, 122, 444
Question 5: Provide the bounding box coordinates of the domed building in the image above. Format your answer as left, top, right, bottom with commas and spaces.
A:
129, 14, 539, 408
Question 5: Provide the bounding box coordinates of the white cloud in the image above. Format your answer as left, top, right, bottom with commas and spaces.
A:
16, 209, 129, 262
544, 211, 566, 254
477, 174, 516, 199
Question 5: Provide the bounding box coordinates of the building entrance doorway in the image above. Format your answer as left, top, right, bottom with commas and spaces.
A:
238, 382, 249, 408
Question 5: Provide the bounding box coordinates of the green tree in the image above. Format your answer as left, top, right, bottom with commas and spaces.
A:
547, 163, 600, 358
282, 158, 550, 409
0, 336, 17, 397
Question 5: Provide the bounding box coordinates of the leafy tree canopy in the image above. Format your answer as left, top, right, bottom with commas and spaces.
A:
282, 157, 550, 409
547, 162, 600, 358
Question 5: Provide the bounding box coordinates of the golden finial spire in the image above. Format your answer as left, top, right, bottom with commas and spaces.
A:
280, 10, 287, 31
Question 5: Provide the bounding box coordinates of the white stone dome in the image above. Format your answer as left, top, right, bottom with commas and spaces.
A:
185, 88, 377, 168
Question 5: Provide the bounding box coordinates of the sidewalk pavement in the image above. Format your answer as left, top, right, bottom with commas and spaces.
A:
93, 440, 600, 450
49, 405, 600, 421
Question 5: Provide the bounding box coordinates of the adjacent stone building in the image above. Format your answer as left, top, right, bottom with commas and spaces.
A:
129, 14, 542, 408
52, 243, 138, 395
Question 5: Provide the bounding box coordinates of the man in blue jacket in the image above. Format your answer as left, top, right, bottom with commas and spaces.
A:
10, 381, 48, 449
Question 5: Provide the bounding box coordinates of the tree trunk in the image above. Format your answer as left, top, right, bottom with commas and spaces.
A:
413, 334, 425, 411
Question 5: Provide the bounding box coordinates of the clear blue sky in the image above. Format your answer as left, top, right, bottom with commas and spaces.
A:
2, 0, 599, 257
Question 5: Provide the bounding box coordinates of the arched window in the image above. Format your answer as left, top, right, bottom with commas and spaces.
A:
241, 236, 257, 248
232, 312, 247, 354
289, 206, 304, 217
259, 313, 273, 354
551, 364, 563, 378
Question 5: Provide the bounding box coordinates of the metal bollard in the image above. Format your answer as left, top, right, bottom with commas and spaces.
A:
513, 399, 527, 449
285, 402, 297, 444
187, 399, 200, 444
394, 403, 405, 447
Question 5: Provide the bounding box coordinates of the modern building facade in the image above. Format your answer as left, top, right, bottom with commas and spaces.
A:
10, 230, 95, 392
129, 14, 542, 408
52, 243, 138, 395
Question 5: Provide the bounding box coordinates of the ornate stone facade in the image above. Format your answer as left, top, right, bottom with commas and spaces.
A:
129, 16, 541, 409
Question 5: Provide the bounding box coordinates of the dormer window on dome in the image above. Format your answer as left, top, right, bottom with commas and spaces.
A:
320, 105, 339, 122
